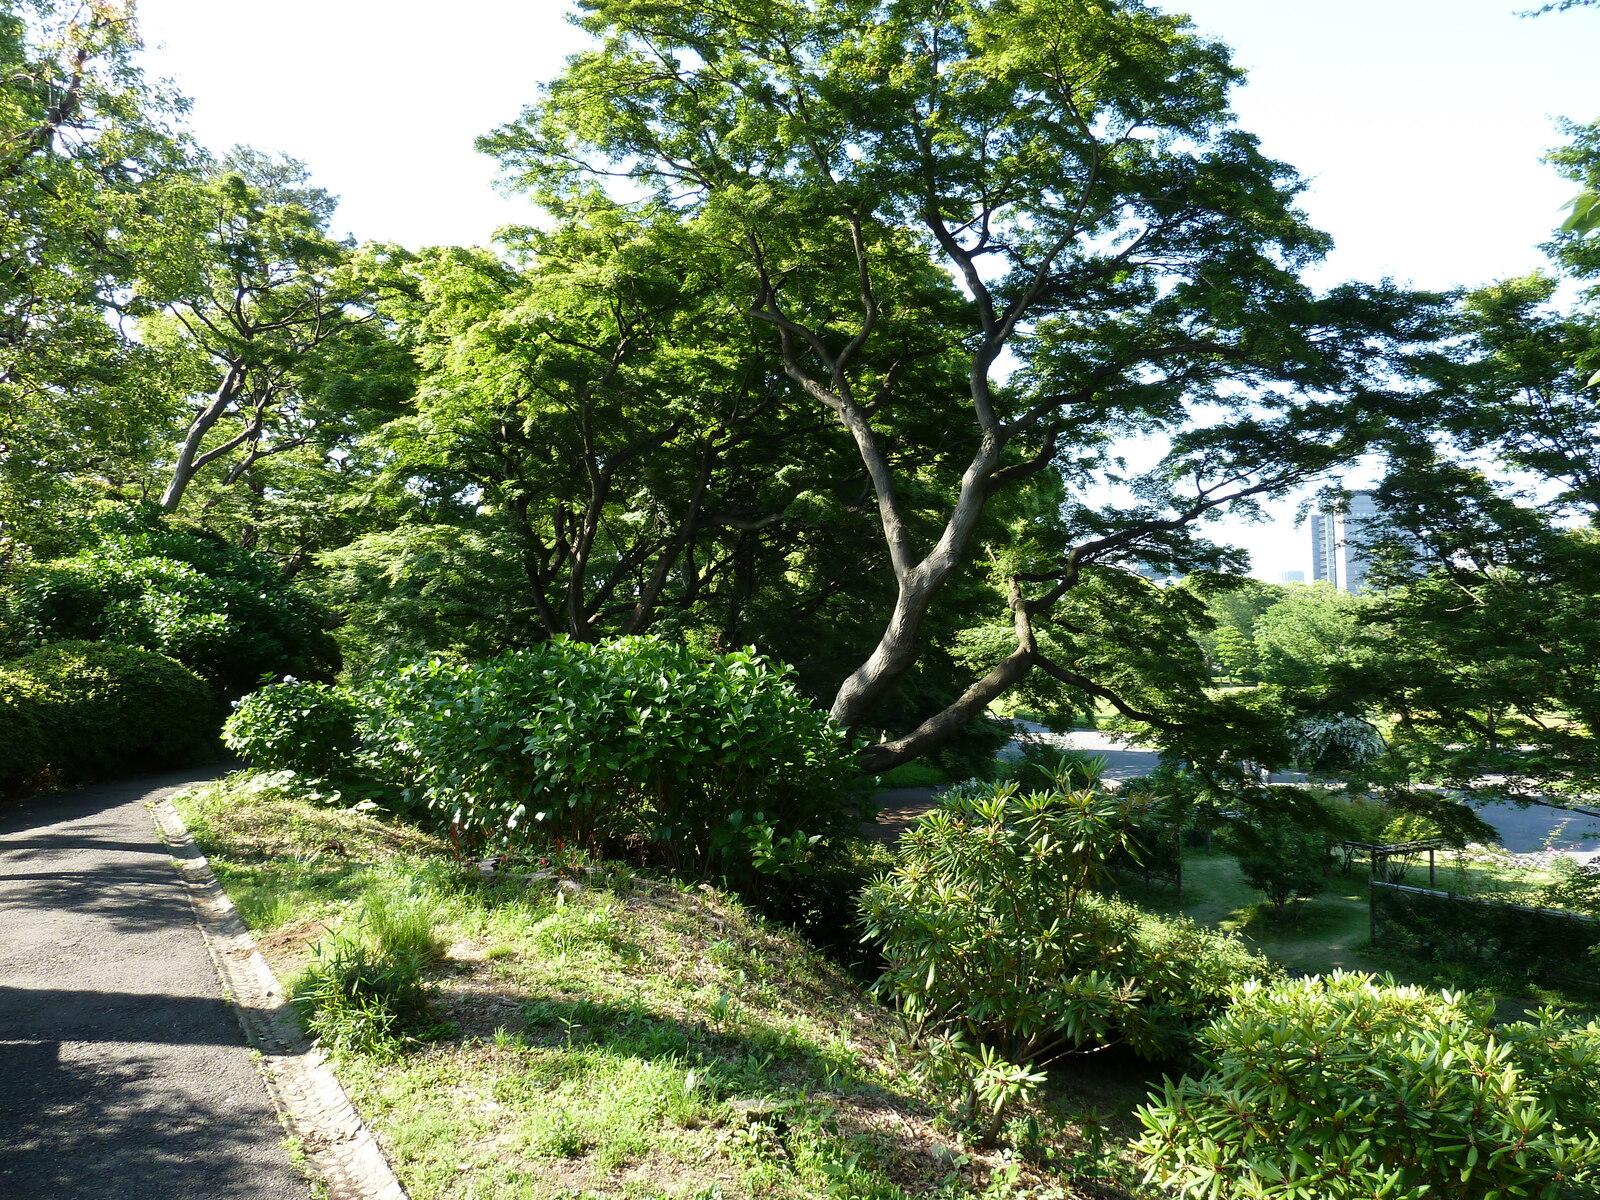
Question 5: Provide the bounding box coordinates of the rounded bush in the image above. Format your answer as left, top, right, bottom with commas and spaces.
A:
0, 506, 339, 696
1135, 972, 1600, 1199
360, 636, 858, 877
0, 641, 220, 795
223, 681, 361, 775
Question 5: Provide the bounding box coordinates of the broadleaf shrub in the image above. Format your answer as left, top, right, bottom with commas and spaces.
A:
0, 641, 218, 794
1135, 972, 1600, 1199
0, 505, 338, 695
223, 681, 361, 776
860, 780, 1277, 1137
360, 637, 858, 882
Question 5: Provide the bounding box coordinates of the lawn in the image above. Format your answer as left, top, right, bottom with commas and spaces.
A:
1115, 844, 1593, 1009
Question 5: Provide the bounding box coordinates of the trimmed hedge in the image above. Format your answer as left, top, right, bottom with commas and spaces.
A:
0, 641, 220, 796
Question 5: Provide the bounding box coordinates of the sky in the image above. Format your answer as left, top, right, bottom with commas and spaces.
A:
132, 0, 1599, 580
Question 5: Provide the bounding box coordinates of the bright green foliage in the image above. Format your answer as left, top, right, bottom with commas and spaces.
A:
1211, 625, 1259, 681
291, 887, 446, 1055
142, 150, 412, 533
0, 640, 216, 794
1252, 584, 1371, 688
482, 0, 1444, 766
0, 1, 196, 545
1, 506, 338, 694
1196, 577, 1285, 682
223, 680, 360, 776
859, 782, 1278, 1083
360, 637, 858, 881
1135, 972, 1600, 1199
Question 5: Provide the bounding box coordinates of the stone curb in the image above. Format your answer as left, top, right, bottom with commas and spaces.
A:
148, 795, 408, 1200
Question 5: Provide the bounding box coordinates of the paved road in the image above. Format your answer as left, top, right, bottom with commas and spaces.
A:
873, 727, 1600, 856
1050, 731, 1600, 856
0, 770, 308, 1199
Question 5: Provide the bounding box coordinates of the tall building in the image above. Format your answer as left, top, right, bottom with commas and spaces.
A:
1310, 491, 1381, 592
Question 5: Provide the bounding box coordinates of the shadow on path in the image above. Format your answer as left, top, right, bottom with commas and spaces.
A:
0, 1039, 293, 1200
0, 764, 307, 1199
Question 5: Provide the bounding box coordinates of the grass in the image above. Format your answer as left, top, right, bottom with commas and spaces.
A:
868, 762, 948, 789
1114, 850, 1407, 981
1113, 845, 1600, 1013
174, 772, 1162, 1200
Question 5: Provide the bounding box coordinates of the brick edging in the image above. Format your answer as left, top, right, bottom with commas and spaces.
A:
149, 795, 409, 1200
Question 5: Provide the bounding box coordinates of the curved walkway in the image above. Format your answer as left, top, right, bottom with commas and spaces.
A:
0, 769, 308, 1199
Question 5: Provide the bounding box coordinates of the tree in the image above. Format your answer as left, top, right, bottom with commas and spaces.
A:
1196, 576, 1283, 680
1251, 583, 1370, 688
481, 0, 1442, 768
1346, 468, 1600, 810
1225, 815, 1328, 917
144, 150, 409, 531
0, 1, 194, 546
1344, 112, 1600, 806
367, 213, 877, 649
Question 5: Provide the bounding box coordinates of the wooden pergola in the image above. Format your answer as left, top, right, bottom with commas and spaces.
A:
1339, 838, 1447, 887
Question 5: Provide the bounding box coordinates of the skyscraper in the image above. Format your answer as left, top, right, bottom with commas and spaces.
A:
1310, 491, 1381, 592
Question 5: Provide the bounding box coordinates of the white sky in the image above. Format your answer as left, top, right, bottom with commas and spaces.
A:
134, 0, 1599, 581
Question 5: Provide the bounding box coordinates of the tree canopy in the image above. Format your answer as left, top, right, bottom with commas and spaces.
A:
473, 0, 1442, 766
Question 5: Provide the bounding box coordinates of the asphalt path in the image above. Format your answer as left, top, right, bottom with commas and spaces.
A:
0, 770, 308, 1199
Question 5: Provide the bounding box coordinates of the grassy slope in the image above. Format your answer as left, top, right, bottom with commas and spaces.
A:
176, 775, 1157, 1200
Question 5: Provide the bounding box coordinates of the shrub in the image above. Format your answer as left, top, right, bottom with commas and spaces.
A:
0, 505, 339, 695
1224, 816, 1329, 915
1135, 972, 1600, 1199
360, 637, 859, 883
223, 681, 360, 775
860, 781, 1277, 1141
0, 641, 218, 794
1288, 711, 1384, 774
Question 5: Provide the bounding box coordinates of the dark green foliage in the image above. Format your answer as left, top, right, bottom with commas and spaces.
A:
0, 640, 218, 795
749, 837, 896, 972
1372, 881, 1600, 986
1224, 816, 1330, 914
222, 681, 360, 776
1136, 973, 1600, 1199
361, 637, 859, 885
1, 506, 339, 695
